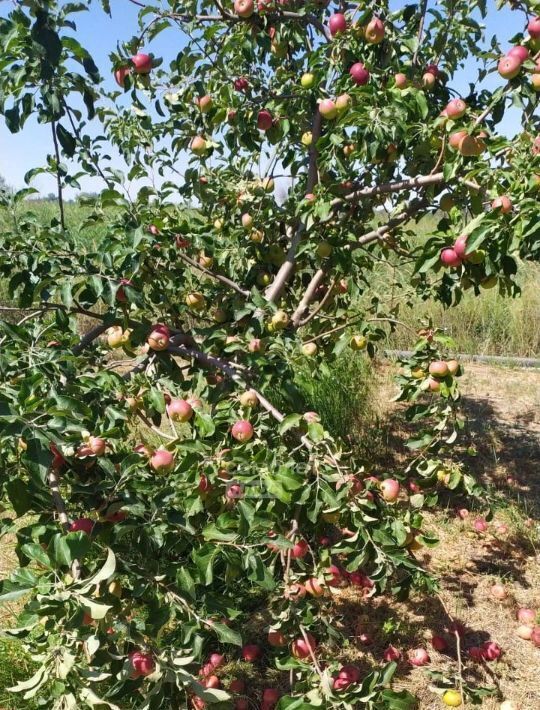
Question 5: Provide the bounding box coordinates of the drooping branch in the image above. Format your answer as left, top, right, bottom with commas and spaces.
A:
176, 251, 250, 297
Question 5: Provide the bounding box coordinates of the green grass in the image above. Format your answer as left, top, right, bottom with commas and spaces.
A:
0, 638, 38, 709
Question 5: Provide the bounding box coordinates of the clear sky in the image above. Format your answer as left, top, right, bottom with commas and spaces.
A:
0, 1, 528, 198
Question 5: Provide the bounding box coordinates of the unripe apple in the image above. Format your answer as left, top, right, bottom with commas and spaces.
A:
440, 247, 462, 267
442, 690, 462, 707
268, 629, 287, 647
498, 54, 521, 79
114, 66, 130, 87
257, 109, 273, 131
198, 252, 214, 269
481, 275, 498, 289
491, 582, 507, 600
241, 643, 261, 662
150, 448, 174, 473
69, 518, 94, 535
517, 608, 536, 624
241, 213, 253, 229
499, 702, 518, 710
271, 310, 289, 330
190, 136, 208, 156
446, 359, 459, 376
350, 334, 367, 350
408, 648, 430, 666
185, 292, 206, 311
422, 72, 436, 88
328, 12, 347, 36
107, 325, 127, 349
231, 420, 254, 442
528, 16, 540, 38
197, 95, 213, 113
234, 0, 254, 17
129, 650, 155, 678
301, 131, 313, 146
380, 478, 400, 502
335, 93, 351, 114
319, 98, 337, 120
239, 390, 258, 408
492, 195, 512, 213
343, 143, 355, 158
349, 62, 369, 86
445, 98, 467, 119
290, 539, 308, 558
291, 632, 317, 659
439, 194, 455, 212
302, 342, 318, 357
301, 72, 315, 89
316, 240, 332, 258
108, 580, 122, 598
167, 398, 193, 422
365, 17, 384, 44
516, 624, 533, 640
131, 53, 152, 74
531, 74, 540, 90
250, 228, 264, 243
394, 72, 408, 89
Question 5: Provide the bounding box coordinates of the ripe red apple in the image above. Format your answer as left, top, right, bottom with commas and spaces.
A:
262, 688, 280, 707
291, 539, 308, 559
129, 650, 155, 677
131, 53, 152, 74
257, 109, 273, 131
394, 72, 408, 89
304, 577, 324, 597
445, 98, 467, 119
167, 399, 193, 422
69, 518, 94, 535
408, 648, 430, 666
231, 420, 254, 442
528, 16, 540, 38
425, 63, 439, 77
453, 234, 468, 260
531, 626, 540, 647
429, 360, 450, 377
328, 12, 347, 36
383, 645, 402, 661
473, 517, 488, 533
431, 635, 448, 652
291, 633, 317, 659
333, 677, 352, 691
204, 675, 221, 689
115, 66, 130, 87
517, 608, 536, 624
229, 678, 245, 693
507, 45, 529, 61
326, 564, 347, 587
365, 17, 384, 43
147, 324, 170, 351
516, 624, 533, 640
349, 62, 370, 86
481, 640, 502, 661
440, 247, 462, 267
468, 646, 485, 662
234, 0, 254, 18
498, 54, 522, 79
241, 643, 262, 662
427, 377, 440, 392
234, 77, 249, 91
338, 665, 361, 682
449, 130, 468, 149
492, 195, 512, 213
380, 478, 400, 502
268, 629, 287, 647
457, 508, 469, 519
319, 98, 337, 120
248, 338, 265, 353
491, 583, 507, 600
226, 483, 243, 502
357, 630, 373, 645
150, 448, 174, 473
77, 436, 107, 457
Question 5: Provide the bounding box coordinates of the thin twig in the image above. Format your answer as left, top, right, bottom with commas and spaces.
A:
51, 121, 66, 231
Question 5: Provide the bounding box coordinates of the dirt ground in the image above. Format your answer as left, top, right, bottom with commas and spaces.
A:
335, 362, 540, 709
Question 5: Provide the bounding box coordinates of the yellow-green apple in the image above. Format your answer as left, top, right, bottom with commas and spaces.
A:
319, 98, 337, 120
190, 136, 208, 156
239, 390, 258, 407
271, 310, 289, 330
301, 131, 313, 146
301, 72, 315, 88
241, 213, 253, 229
197, 95, 213, 113
335, 93, 351, 114
185, 292, 206, 310
316, 240, 332, 258
350, 334, 367, 350
302, 342, 318, 357
365, 17, 384, 44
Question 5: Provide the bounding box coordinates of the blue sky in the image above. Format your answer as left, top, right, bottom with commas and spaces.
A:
0, 1, 528, 197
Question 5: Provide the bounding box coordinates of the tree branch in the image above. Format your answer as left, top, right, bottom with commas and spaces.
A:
51, 121, 66, 231
176, 251, 250, 297
291, 269, 326, 326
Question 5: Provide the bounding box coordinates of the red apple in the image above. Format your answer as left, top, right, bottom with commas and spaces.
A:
473, 517, 488, 533
131, 53, 152, 74
449, 130, 468, 149
429, 360, 450, 377
440, 247, 462, 267
147, 324, 170, 351
445, 98, 467, 119
492, 195, 512, 213
231, 420, 254, 442
257, 109, 273, 131
408, 648, 430, 666
77, 436, 106, 457
531, 626, 540, 647
380, 478, 400, 502
129, 650, 155, 677
234, 0, 254, 18
234, 77, 249, 91
498, 54, 522, 79
431, 635, 448, 652
328, 12, 347, 36
491, 583, 507, 600
304, 577, 324, 597
69, 518, 94, 535
383, 645, 402, 661
319, 98, 337, 120
337, 664, 361, 682
425, 63, 439, 77
517, 608, 536, 624
115, 66, 130, 87
150, 448, 174, 473
349, 62, 370, 86
226, 483, 243, 501
241, 643, 262, 662
291, 633, 317, 659
481, 640, 502, 661
230, 678, 245, 693
453, 234, 468, 259
365, 17, 384, 44
291, 539, 308, 559
204, 675, 221, 689
394, 72, 408, 89
507, 45, 529, 61
528, 16, 540, 39
166, 399, 193, 422
268, 629, 287, 647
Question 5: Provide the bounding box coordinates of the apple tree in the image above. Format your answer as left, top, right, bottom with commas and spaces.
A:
0, 0, 539, 707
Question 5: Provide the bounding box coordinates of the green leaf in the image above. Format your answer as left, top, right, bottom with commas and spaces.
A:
51, 532, 91, 567
0, 568, 38, 602
56, 124, 76, 157
380, 688, 417, 709
211, 622, 242, 646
